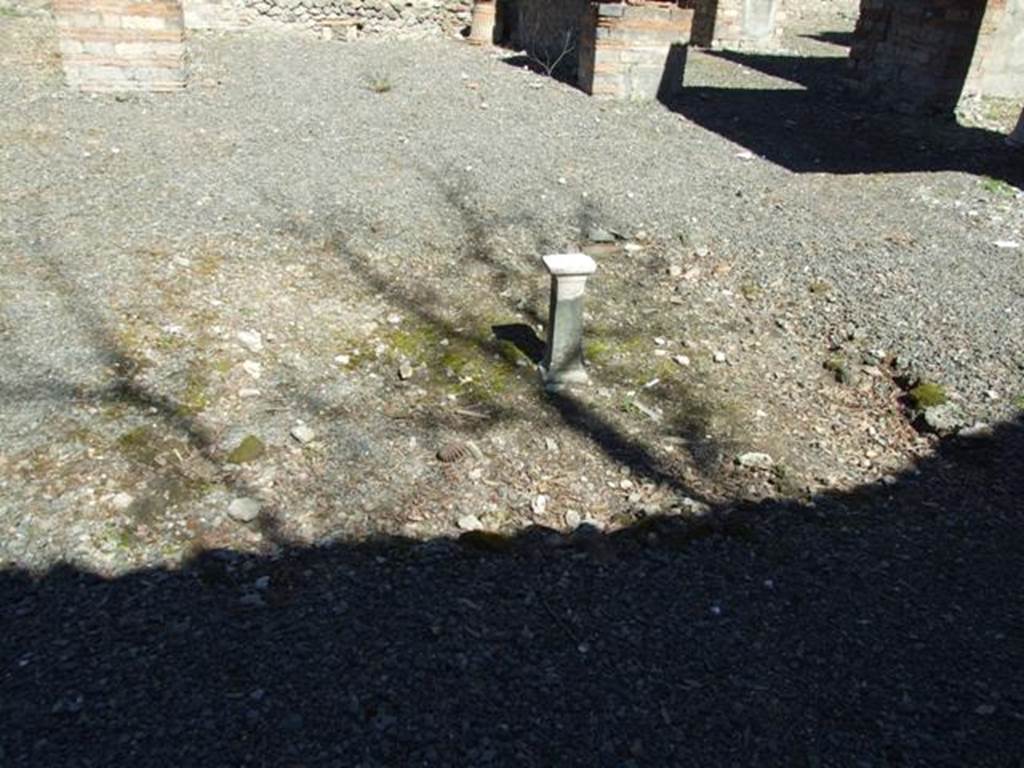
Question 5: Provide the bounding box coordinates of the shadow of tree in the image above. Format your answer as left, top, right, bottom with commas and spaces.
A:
0, 253, 291, 545
1, 418, 1021, 766
286, 182, 725, 500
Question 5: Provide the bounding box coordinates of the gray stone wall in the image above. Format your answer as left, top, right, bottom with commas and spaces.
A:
185, 0, 472, 36
678, 0, 787, 49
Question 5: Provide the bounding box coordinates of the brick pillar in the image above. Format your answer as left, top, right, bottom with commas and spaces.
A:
53, 0, 186, 92
578, 1, 694, 100
847, 0, 988, 115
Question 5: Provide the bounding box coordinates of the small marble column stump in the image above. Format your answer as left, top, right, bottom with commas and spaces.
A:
540, 253, 597, 391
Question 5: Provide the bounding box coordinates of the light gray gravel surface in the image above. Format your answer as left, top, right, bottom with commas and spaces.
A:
1, 13, 1023, 568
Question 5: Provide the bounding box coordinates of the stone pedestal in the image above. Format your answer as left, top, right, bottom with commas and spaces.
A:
54, 0, 186, 92
847, 0, 989, 115
540, 253, 597, 391
578, 1, 694, 100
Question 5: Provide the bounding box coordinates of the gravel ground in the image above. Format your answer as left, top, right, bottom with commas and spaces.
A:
1, 12, 1023, 569
2, 418, 1022, 767
1, 8, 1023, 766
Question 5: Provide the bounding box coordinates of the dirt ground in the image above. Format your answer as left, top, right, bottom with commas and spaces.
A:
1, 8, 1022, 575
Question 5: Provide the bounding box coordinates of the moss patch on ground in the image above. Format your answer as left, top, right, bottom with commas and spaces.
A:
908, 381, 947, 410
227, 435, 266, 464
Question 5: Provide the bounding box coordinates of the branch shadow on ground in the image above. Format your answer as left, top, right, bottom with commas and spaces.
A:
0, 254, 293, 547
1, 417, 1021, 766
296, 186, 724, 500
665, 51, 1024, 188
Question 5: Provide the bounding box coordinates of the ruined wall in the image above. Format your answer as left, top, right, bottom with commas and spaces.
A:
965, 0, 1024, 99
180, 0, 253, 29
678, 0, 785, 49
183, 0, 472, 36
248, 0, 470, 36
848, 0, 989, 114
53, 0, 186, 91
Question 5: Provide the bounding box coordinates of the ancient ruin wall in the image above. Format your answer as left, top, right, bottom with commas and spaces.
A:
54, 0, 186, 91
848, 0, 990, 114
183, 0, 472, 36
678, 0, 787, 49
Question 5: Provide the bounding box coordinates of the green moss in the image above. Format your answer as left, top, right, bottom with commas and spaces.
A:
389, 325, 444, 362
442, 343, 513, 400
227, 435, 265, 464
980, 176, 1016, 197
584, 332, 650, 367
908, 381, 947, 410
584, 338, 612, 366
1013, 394, 1024, 411
212, 357, 234, 375
823, 356, 852, 384
117, 425, 184, 467
179, 363, 212, 415
495, 339, 529, 366
386, 321, 518, 403
618, 398, 641, 416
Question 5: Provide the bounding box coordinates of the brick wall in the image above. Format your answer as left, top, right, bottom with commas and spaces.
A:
578, 1, 694, 100
847, 0, 989, 114
53, 0, 186, 91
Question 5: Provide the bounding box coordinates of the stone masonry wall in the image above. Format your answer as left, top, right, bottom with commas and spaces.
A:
180, 0, 254, 29
679, 0, 785, 48
233, 0, 472, 37
578, 1, 694, 100
53, 0, 186, 91
848, 0, 989, 114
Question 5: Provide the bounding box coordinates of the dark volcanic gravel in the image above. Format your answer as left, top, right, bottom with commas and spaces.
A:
2, 420, 1023, 767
